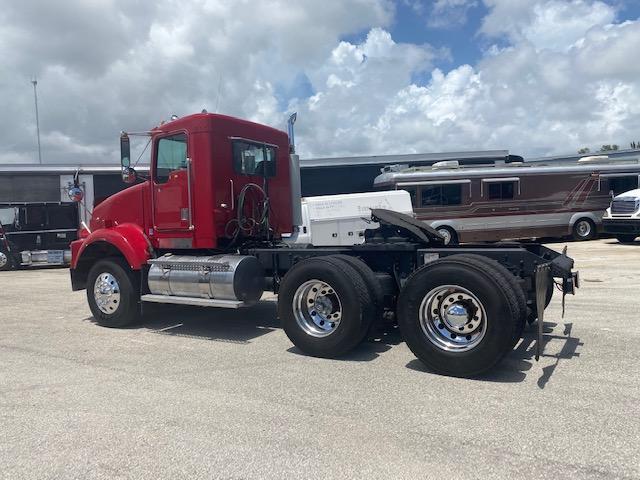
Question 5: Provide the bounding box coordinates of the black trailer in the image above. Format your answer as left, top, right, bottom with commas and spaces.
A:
0, 202, 79, 270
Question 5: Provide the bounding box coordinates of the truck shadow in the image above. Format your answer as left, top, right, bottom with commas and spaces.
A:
406, 322, 582, 386
286, 323, 404, 362
87, 301, 280, 344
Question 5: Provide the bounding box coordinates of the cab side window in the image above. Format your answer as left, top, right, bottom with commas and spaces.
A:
232, 140, 276, 177
155, 134, 187, 184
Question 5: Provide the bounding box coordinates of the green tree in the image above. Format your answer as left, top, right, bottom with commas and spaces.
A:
599, 144, 619, 152
578, 147, 590, 154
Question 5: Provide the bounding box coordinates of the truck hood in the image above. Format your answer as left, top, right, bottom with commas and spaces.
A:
614, 189, 640, 200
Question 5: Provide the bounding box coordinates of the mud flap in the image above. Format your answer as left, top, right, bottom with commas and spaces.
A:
535, 263, 551, 361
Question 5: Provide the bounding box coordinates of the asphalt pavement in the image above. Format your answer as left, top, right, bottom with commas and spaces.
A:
1, 239, 639, 479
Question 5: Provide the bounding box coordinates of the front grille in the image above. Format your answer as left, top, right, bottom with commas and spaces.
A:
611, 200, 638, 214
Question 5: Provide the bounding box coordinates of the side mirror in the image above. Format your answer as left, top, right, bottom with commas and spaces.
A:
120, 133, 137, 183
122, 166, 137, 184
120, 132, 131, 168
68, 186, 84, 202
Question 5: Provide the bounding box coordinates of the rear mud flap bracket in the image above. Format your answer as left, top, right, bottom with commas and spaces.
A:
535, 263, 551, 361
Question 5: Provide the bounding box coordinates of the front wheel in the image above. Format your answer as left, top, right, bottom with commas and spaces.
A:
0, 249, 13, 271
87, 258, 140, 328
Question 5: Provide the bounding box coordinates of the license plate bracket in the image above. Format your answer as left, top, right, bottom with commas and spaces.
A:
47, 250, 64, 264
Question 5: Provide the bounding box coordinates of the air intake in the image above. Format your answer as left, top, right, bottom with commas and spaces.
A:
432, 160, 460, 170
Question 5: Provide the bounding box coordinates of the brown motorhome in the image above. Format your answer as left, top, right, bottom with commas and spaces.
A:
373, 158, 640, 244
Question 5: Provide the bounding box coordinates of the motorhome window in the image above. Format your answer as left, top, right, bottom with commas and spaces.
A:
421, 184, 462, 207
488, 182, 515, 201
155, 134, 187, 184
232, 140, 276, 177
398, 186, 417, 205
609, 176, 639, 195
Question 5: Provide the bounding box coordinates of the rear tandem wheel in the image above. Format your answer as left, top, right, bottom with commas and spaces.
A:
278, 256, 375, 358
396, 255, 522, 377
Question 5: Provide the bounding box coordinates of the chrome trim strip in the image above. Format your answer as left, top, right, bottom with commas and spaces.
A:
228, 137, 280, 149
186, 157, 194, 230
396, 179, 471, 186
5, 228, 76, 235
141, 294, 247, 309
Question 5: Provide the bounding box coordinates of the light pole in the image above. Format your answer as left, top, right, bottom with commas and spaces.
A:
31, 78, 42, 164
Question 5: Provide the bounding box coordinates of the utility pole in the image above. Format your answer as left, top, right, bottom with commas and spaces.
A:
31, 78, 42, 164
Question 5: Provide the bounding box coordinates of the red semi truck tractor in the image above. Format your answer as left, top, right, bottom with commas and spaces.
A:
69, 112, 579, 377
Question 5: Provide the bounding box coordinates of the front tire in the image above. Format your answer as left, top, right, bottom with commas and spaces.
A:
0, 249, 13, 271
87, 258, 140, 328
397, 256, 520, 377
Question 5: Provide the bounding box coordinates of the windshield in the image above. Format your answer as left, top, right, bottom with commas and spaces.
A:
0, 207, 15, 226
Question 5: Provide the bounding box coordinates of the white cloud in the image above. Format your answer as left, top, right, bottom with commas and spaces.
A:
0, 0, 639, 166
429, 0, 479, 28
290, 0, 640, 157
481, 0, 616, 51
0, 0, 394, 164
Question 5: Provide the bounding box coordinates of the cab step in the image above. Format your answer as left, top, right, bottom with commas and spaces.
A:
140, 294, 248, 309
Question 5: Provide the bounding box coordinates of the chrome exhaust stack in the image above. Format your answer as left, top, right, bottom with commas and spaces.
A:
288, 113, 303, 228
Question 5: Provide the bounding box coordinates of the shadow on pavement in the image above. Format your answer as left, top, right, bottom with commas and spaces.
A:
406, 321, 582, 385
286, 323, 404, 362
87, 300, 280, 344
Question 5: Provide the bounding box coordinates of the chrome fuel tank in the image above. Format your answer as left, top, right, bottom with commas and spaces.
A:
147, 254, 264, 302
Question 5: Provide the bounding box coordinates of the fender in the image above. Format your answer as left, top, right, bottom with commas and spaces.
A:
72, 223, 153, 270
568, 211, 603, 227
428, 220, 460, 231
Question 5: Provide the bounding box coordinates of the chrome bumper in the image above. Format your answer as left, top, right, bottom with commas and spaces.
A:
21, 250, 72, 266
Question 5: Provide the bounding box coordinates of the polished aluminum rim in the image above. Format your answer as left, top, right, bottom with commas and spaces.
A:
437, 228, 452, 245
419, 285, 487, 352
0, 252, 8, 269
93, 272, 121, 315
293, 279, 342, 338
576, 220, 591, 238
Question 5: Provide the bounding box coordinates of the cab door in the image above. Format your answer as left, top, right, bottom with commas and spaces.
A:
152, 133, 192, 232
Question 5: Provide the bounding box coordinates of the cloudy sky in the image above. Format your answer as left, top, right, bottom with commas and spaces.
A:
1, 0, 640, 164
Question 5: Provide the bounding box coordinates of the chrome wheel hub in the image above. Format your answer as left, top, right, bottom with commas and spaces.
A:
292, 279, 342, 338
0, 252, 8, 268
437, 228, 452, 245
576, 220, 591, 237
93, 273, 121, 315
419, 285, 486, 352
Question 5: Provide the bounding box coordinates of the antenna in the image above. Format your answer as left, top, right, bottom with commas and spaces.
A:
215, 72, 223, 113
31, 77, 42, 164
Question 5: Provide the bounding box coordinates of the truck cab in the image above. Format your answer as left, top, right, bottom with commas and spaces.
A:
602, 189, 640, 243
